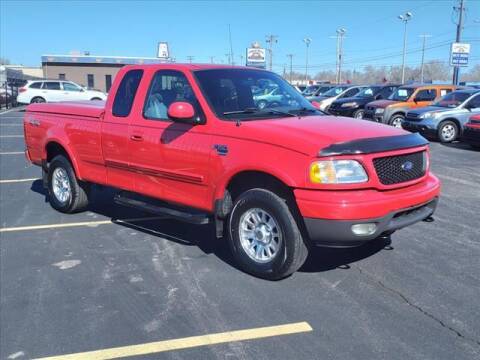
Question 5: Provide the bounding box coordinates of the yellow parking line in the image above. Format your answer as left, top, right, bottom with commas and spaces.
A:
34, 322, 313, 360
0, 216, 165, 233
0, 151, 24, 155
0, 177, 39, 184
0, 135, 23, 138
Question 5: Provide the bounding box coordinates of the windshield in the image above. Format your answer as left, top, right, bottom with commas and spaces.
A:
194, 69, 321, 120
323, 86, 347, 97
302, 85, 319, 95
433, 92, 471, 108
389, 87, 415, 101
356, 87, 380, 98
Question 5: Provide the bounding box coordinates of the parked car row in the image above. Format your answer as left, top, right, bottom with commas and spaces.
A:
16, 80, 107, 104
299, 82, 480, 147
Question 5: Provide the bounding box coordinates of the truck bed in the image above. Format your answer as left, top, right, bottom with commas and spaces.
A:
27, 100, 106, 118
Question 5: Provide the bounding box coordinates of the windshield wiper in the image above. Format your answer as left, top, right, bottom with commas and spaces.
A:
223, 107, 297, 117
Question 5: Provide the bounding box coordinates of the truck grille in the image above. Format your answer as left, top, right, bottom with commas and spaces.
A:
373, 151, 426, 185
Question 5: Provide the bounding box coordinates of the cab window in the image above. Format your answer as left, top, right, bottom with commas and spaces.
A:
143, 70, 202, 122
440, 88, 453, 97
414, 89, 436, 101
112, 69, 143, 117
43, 82, 61, 90
63, 82, 82, 92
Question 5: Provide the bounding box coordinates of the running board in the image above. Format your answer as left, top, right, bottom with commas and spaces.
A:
114, 192, 210, 225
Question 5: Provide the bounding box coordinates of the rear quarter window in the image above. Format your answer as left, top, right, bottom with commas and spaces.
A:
112, 69, 144, 117
29, 82, 42, 89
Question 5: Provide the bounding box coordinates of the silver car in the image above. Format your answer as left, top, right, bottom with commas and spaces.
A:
402, 89, 480, 142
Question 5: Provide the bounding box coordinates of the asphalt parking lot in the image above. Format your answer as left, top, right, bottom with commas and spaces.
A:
0, 108, 479, 360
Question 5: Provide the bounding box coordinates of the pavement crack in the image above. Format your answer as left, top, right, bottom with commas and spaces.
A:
355, 265, 480, 348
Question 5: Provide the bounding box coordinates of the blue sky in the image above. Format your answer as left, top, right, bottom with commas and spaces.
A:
1, 0, 479, 75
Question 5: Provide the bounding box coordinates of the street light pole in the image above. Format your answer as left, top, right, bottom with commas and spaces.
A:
303, 38, 311, 83
287, 54, 294, 83
398, 12, 413, 84
419, 34, 432, 83
336, 28, 346, 84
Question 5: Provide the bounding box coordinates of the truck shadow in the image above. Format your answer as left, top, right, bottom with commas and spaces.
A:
31, 180, 392, 275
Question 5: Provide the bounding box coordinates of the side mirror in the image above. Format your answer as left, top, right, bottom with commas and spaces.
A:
167, 102, 197, 124
375, 94, 383, 100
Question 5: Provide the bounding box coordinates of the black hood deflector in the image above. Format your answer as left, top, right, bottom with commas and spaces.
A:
319, 133, 429, 156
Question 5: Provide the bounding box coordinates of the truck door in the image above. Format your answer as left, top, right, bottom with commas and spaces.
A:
101, 68, 143, 191
129, 69, 212, 211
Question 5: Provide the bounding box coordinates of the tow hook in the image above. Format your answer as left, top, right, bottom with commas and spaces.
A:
423, 216, 434, 223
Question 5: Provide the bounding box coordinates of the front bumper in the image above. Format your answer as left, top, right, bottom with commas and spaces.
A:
402, 119, 438, 137
294, 173, 441, 247
303, 198, 438, 247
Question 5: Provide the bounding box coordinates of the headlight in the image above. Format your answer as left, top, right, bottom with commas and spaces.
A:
375, 108, 385, 114
310, 160, 368, 184
341, 102, 358, 108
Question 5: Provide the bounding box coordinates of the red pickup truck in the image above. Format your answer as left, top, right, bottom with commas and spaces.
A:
24, 64, 440, 279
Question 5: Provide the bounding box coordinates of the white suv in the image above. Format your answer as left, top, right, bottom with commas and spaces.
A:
17, 80, 107, 104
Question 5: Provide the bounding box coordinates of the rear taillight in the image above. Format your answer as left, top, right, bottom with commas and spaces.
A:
19, 87, 27, 93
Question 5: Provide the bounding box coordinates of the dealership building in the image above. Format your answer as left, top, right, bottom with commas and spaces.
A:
41, 54, 164, 92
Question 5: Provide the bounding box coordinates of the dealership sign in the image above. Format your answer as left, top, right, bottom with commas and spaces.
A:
450, 42, 470, 67
246, 47, 266, 68
157, 42, 170, 59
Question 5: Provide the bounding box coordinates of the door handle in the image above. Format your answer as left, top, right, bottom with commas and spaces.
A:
130, 135, 144, 141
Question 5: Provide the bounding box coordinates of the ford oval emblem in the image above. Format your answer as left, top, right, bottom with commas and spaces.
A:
401, 161, 414, 171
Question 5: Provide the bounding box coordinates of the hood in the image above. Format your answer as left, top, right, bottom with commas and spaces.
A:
408, 105, 453, 116
228, 115, 407, 156
332, 96, 372, 106
367, 99, 397, 108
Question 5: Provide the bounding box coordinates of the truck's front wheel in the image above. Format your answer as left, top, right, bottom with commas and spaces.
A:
228, 189, 308, 280
48, 155, 90, 213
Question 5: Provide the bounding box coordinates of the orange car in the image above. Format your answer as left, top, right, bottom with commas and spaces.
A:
363, 84, 458, 128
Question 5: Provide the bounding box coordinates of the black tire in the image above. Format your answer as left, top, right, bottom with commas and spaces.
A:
48, 155, 90, 213
30, 97, 46, 104
389, 114, 404, 128
228, 188, 308, 280
90, 97, 102, 101
353, 109, 365, 119
437, 120, 458, 143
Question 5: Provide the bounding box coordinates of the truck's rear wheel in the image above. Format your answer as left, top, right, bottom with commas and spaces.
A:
48, 155, 90, 213
228, 189, 308, 280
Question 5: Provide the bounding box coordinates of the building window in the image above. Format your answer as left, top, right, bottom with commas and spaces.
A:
87, 74, 94, 89
105, 75, 112, 93
59, 73, 66, 80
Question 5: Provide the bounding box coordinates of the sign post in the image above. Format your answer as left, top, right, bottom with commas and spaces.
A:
157, 42, 170, 61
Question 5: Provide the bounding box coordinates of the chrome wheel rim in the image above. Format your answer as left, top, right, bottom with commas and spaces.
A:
239, 208, 282, 264
52, 167, 71, 204
355, 111, 364, 119
441, 124, 456, 141
392, 118, 403, 128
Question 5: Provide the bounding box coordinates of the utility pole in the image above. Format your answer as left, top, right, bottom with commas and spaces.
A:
287, 54, 294, 82
419, 34, 432, 83
265, 34, 278, 71
336, 28, 346, 84
228, 24, 235, 65
453, 0, 466, 85
303, 38, 311, 83
398, 12, 413, 84
187, 56, 194, 63
239, 55, 244, 65
209, 56, 215, 64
